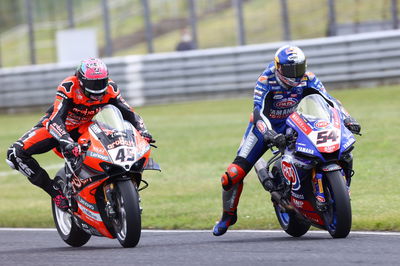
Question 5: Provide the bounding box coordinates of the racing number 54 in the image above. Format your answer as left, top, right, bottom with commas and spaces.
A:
316, 130, 337, 145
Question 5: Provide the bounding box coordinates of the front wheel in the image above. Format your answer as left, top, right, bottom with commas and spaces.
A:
323, 171, 352, 238
274, 202, 311, 237
112, 180, 142, 248
52, 200, 91, 247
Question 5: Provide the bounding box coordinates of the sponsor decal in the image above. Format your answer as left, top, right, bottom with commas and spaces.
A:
315, 120, 330, 129
254, 89, 263, 96
92, 146, 105, 153
269, 107, 297, 119
297, 146, 314, 155
16, 158, 35, 177
343, 138, 355, 149
71, 175, 92, 190
292, 198, 304, 208
80, 205, 102, 221
274, 98, 298, 109
291, 191, 305, 199
77, 196, 96, 211
256, 120, 267, 134
258, 75, 268, 83
72, 107, 101, 116
87, 151, 110, 162
50, 123, 67, 136
281, 160, 300, 191
273, 94, 283, 100
90, 124, 102, 134
107, 137, 134, 149
332, 109, 341, 129
289, 112, 312, 135
318, 144, 339, 153
316, 195, 326, 203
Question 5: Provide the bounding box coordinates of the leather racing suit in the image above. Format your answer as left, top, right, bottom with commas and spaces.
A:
6, 76, 149, 198
220, 62, 355, 215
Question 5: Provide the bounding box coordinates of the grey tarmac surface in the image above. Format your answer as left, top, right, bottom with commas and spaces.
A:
0, 229, 399, 266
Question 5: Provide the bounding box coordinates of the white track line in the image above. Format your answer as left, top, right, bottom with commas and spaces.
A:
0, 228, 399, 236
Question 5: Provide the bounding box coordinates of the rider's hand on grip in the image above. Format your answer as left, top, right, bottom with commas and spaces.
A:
273, 133, 286, 153
60, 136, 81, 159
264, 129, 286, 152
344, 117, 361, 135
63, 142, 81, 158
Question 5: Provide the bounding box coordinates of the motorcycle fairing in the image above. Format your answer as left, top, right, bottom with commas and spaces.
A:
286, 96, 344, 162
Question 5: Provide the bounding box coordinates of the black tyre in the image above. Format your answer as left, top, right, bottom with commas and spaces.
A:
112, 180, 141, 248
274, 204, 311, 237
323, 171, 352, 238
51, 200, 91, 247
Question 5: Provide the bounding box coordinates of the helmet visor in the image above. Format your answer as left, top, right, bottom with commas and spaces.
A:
279, 62, 306, 78
82, 78, 108, 95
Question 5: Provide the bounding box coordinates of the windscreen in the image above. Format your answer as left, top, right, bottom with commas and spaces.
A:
93, 105, 126, 132
296, 94, 331, 121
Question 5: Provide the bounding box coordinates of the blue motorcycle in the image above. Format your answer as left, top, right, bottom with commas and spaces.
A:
255, 94, 357, 238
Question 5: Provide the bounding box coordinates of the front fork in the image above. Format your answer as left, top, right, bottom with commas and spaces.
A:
312, 169, 328, 211
312, 165, 351, 211
103, 183, 117, 218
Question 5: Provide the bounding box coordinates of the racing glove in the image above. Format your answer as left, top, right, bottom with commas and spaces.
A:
264, 129, 286, 152
140, 130, 155, 144
344, 117, 361, 135
60, 135, 81, 159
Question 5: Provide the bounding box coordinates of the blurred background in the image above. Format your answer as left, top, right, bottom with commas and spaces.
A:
0, 0, 399, 67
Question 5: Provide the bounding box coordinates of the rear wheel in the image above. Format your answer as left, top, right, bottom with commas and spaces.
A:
274, 203, 310, 237
112, 180, 141, 248
322, 171, 352, 238
52, 200, 91, 247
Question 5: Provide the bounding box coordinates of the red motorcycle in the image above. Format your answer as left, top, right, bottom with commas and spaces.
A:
52, 104, 160, 248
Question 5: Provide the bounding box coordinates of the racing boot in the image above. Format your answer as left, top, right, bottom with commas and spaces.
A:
213, 210, 237, 236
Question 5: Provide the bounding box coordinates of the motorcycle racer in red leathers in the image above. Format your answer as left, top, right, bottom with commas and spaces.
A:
6, 58, 154, 211
212, 45, 361, 236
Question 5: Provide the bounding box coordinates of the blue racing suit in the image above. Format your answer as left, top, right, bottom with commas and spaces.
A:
221, 62, 350, 213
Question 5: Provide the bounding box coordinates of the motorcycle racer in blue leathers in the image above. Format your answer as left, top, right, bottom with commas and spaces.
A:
213, 45, 361, 236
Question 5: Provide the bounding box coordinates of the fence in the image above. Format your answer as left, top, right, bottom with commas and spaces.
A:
1, 0, 399, 68
1, 30, 400, 112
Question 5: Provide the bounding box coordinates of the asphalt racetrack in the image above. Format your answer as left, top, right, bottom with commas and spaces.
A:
0, 229, 399, 266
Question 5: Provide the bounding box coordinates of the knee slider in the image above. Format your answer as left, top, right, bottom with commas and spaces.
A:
6, 144, 23, 170
221, 164, 246, 191
7, 143, 36, 178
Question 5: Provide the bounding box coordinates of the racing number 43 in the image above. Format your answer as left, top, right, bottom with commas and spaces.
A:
317, 130, 338, 144
115, 148, 135, 162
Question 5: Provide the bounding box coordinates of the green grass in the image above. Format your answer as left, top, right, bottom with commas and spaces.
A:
0, 85, 399, 230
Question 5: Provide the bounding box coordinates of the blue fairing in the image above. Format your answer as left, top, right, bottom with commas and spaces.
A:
340, 122, 356, 156
286, 117, 325, 161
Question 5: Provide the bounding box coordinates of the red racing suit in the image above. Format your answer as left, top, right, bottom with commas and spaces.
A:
6, 76, 148, 197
